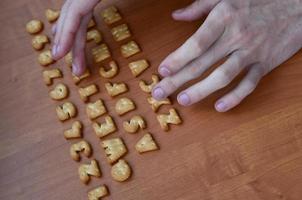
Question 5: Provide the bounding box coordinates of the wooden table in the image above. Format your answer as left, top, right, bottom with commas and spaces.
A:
1, 0, 302, 199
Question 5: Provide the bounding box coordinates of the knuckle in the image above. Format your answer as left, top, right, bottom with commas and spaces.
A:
230, 29, 251, 49
163, 52, 179, 70
255, 65, 266, 76
213, 68, 232, 88
238, 28, 250, 41
188, 60, 203, 79
239, 30, 255, 48
243, 79, 257, 96
217, 1, 234, 22
231, 90, 244, 104
162, 77, 178, 92
233, 54, 244, 70
251, 63, 267, 77
190, 34, 205, 54
222, 11, 233, 24
188, 66, 200, 79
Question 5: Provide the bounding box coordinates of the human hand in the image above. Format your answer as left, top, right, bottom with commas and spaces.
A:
52, 0, 99, 76
152, 0, 302, 112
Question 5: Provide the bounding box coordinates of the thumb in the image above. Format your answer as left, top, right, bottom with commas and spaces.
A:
172, 0, 220, 21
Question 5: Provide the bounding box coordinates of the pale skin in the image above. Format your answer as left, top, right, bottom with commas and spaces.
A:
52, 0, 302, 112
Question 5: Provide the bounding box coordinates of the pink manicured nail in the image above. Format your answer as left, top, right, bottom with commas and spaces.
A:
52, 45, 57, 57
52, 25, 57, 35
178, 93, 190, 106
159, 66, 171, 77
173, 9, 184, 15
56, 44, 62, 55
72, 63, 80, 76
152, 87, 165, 99
216, 101, 227, 112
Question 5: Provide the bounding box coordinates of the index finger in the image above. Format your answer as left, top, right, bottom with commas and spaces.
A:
53, 0, 99, 60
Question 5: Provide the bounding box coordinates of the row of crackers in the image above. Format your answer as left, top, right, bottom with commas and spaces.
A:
25, 6, 164, 200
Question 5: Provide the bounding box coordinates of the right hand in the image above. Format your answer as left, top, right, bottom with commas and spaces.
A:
52, 0, 99, 76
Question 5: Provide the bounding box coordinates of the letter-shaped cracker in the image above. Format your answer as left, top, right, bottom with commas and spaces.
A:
99, 61, 119, 79
111, 159, 131, 182
111, 24, 131, 42
72, 69, 90, 85
49, 83, 69, 100
56, 102, 77, 121
38, 50, 54, 66
128, 59, 149, 77
64, 121, 82, 139
88, 185, 109, 200
78, 159, 101, 184
86, 99, 107, 120
120, 41, 141, 58
157, 108, 182, 131
78, 84, 98, 102
92, 116, 116, 138
139, 74, 160, 93
26, 19, 43, 34
101, 6, 122, 25
105, 82, 128, 97
32, 34, 49, 51
45, 9, 60, 23
92, 44, 111, 63
135, 133, 159, 153
147, 97, 171, 112
115, 98, 135, 116
123, 115, 146, 134
87, 29, 102, 44
65, 52, 72, 68
101, 138, 127, 164
43, 68, 62, 85
70, 140, 92, 161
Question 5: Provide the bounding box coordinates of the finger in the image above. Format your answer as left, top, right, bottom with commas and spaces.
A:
152, 39, 229, 100
215, 64, 263, 112
53, 0, 99, 60
71, 13, 92, 76
159, 8, 225, 77
177, 51, 249, 106
52, 0, 73, 57
172, 0, 220, 21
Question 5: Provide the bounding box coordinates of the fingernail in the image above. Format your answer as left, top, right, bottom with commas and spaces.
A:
72, 63, 80, 76
216, 101, 228, 112
52, 25, 56, 35
53, 44, 62, 59
174, 8, 184, 14
159, 66, 171, 77
56, 44, 62, 55
178, 93, 190, 106
52, 45, 57, 57
152, 87, 165, 99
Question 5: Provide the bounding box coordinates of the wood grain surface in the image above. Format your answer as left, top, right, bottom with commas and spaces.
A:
1, 0, 302, 199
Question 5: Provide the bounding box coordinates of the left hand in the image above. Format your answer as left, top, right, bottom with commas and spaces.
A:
152, 0, 302, 112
